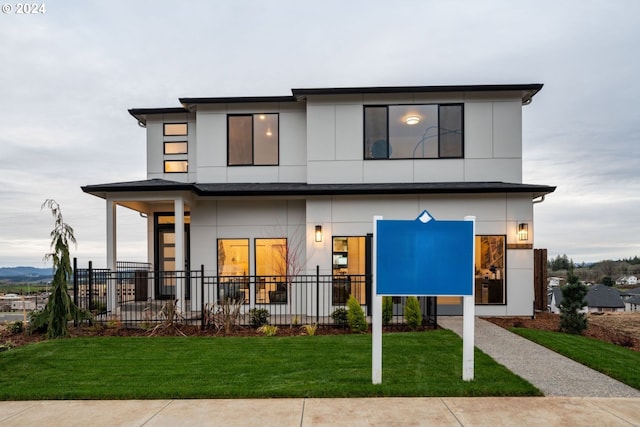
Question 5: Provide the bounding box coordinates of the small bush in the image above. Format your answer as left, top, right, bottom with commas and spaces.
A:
347, 295, 367, 333
404, 296, 422, 331
9, 321, 23, 335
330, 308, 348, 327
382, 296, 393, 326
257, 324, 278, 336
559, 276, 588, 335
249, 308, 270, 328
302, 323, 318, 336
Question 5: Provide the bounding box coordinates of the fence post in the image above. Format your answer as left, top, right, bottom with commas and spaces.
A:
200, 264, 205, 330
73, 257, 78, 326
316, 265, 320, 325
88, 260, 93, 315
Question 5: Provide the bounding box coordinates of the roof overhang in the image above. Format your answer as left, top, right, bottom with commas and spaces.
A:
291, 83, 543, 105
128, 107, 191, 126
82, 179, 556, 200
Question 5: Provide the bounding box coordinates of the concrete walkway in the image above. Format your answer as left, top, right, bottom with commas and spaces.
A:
438, 317, 640, 397
1, 397, 640, 426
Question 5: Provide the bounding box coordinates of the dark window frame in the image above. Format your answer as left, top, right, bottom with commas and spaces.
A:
217, 238, 250, 304
254, 237, 288, 305
475, 234, 507, 306
163, 160, 188, 173
363, 103, 464, 160
227, 113, 279, 166
163, 123, 188, 136
163, 141, 188, 155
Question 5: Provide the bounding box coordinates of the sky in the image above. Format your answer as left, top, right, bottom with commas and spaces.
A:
1, 0, 639, 268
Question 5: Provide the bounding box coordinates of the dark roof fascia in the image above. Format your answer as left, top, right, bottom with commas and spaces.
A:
179, 96, 297, 107
128, 107, 191, 125
292, 84, 543, 104
82, 180, 555, 199
81, 179, 194, 198
195, 182, 555, 197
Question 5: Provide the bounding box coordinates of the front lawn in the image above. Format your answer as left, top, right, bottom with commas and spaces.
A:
0, 330, 540, 399
512, 328, 640, 390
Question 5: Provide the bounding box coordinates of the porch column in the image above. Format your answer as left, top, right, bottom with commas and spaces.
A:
174, 197, 185, 315
106, 199, 117, 312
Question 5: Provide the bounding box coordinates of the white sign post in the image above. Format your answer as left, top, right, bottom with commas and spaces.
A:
372, 216, 383, 384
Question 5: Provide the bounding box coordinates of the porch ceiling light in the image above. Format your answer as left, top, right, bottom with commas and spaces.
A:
517, 223, 529, 241
405, 115, 420, 125
315, 225, 323, 243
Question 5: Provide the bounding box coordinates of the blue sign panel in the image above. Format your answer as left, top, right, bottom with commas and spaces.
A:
376, 211, 473, 296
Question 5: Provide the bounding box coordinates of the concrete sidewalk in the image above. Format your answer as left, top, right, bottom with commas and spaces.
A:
1, 397, 640, 427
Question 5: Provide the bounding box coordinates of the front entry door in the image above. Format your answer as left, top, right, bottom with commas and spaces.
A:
155, 214, 190, 300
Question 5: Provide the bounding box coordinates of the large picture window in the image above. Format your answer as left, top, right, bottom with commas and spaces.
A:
228, 114, 279, 166
255, 238, 287, 304
332, 236, 366, 305
364, 104, 463, 159
217, 239, 249, 302
475, 235, 506, 305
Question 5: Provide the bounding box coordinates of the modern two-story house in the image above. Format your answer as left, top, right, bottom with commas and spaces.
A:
82, 84, 555, 319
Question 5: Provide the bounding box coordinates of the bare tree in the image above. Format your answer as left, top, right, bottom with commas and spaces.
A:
272, 225, 308, 328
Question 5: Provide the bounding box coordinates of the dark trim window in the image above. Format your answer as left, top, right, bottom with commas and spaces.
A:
255, 238, 287, 304
217, 238, 250, 303
164, 141, 188, 155
164, 123, 188, 136
475, 235, 506, 305
228, 114, 279, 166
364, 104, 463, 159
164, 160, 188, 173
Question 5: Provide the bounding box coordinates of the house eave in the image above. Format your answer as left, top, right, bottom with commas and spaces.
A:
82, 179, 556, 200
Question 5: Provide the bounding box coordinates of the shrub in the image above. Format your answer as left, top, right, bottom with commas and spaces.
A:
347, 295, 367, 333
330, 308, 348, 327
249, 308, 270, 328
559, 280, 588, 334
257, 324, 278, 336
382, 296, 393, 326
404, 296, 422, 330
9, 321, 23, 335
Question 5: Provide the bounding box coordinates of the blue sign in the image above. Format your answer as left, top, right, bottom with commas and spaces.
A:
376, 211, 473, 296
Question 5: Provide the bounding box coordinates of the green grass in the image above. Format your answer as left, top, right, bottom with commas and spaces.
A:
0, 330, 540, 400
512, 328, 640, 390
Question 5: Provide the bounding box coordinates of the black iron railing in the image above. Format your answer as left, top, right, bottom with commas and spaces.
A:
72, 260, 437, 329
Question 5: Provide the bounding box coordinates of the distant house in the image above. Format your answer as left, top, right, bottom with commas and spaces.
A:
585, 284, 625, 313
548, 277, 563, 288
621, 287, 640, 312
616, 276, 638, 286
548, 283, 624, 313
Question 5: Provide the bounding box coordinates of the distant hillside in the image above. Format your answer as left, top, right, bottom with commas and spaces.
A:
0, 267, 53, 283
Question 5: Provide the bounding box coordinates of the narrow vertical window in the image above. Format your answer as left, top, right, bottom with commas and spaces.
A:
255, 238, 287, 304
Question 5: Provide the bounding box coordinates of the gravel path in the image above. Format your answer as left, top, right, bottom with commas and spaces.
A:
438, 316, 640, 397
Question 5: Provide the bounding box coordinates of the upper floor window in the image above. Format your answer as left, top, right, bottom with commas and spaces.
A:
164, 160, 188, 173
164, 123, 187, 136
228, 114, 278, 166
364, 104, 463, 159
164, 141, 187, 154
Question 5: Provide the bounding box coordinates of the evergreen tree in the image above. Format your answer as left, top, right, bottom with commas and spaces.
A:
29, 200, 87, 338
346, 295, 367, 333
559, 263, 588, 335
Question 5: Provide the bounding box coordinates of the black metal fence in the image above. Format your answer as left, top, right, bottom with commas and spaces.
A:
72, 261, 436, 329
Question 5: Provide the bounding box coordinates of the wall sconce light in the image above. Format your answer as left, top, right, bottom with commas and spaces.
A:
315, 225, 323, 242
517, 223, 529, 241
